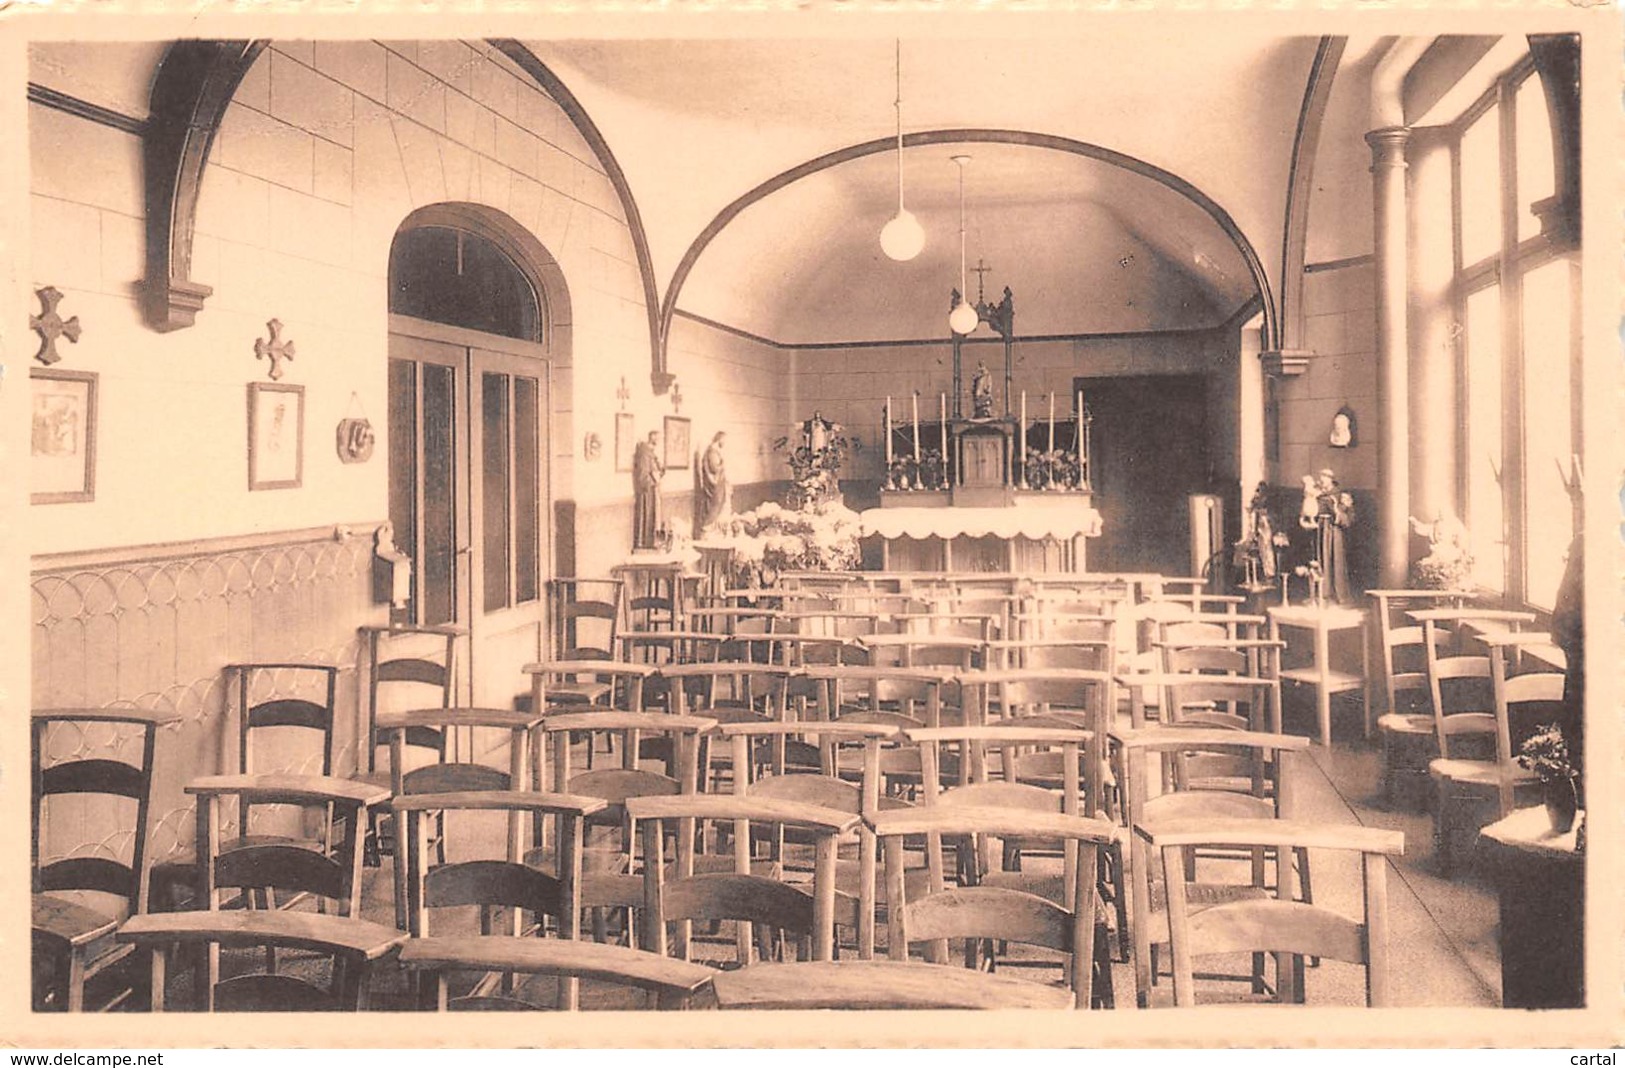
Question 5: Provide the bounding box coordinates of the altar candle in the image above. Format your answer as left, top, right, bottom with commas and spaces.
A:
939, 393, 948, 462
1048, 391, 1055, 454
911, 392, 921, 462
885, 396, 893, 465
1020, 391, 1027, 463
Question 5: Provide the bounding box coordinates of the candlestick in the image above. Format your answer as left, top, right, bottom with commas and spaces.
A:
1020, 391, 1027, 464
1075, 390, 1084, 486
911, 391, 921, 462
939, 393, 948, 482
885, 396, 893, 466
1048, 391, 1055, 454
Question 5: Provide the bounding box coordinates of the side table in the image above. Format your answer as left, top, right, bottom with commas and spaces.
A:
1479, 806, 1584, 1009
1268, 603, 1371, 747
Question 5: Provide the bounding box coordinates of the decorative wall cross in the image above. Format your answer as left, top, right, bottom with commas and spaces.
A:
670, 382, 683, 413
254, 318, 296, 380
616, 375, 630, 411
30, 286, 81, 365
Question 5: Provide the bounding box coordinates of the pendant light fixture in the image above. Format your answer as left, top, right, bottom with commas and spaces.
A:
948, 154, 980, 335
878, 40, 925, 262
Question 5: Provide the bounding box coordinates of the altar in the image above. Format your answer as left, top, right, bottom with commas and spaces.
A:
861, 497, 1102, 573
865, 281, 1101, 573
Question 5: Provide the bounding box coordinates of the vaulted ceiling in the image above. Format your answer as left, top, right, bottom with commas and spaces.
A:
523, 33, 1321, 343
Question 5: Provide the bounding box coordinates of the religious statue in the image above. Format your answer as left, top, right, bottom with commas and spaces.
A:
970, 361, 994, 419
1298, 469, 1354, 602
632, 430, 665, 550
695, 430, 731, 535
1244, 481, 1278, 580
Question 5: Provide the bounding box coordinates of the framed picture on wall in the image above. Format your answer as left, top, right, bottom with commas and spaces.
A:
248, 382, 305, 490
31, 368, 97, 504
614, 411, 637, 472
663, 416, 691, 470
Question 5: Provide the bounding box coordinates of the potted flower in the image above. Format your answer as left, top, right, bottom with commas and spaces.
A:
1517, 723, 1580, 833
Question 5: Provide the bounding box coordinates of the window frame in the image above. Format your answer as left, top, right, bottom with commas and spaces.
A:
1450, 54, 1582, 611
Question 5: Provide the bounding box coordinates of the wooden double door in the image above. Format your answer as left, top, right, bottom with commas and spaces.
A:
387, 315, 551, 708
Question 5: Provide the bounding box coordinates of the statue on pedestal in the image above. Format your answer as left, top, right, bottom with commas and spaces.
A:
970, 361, 994, 419
632, 430, 665, 550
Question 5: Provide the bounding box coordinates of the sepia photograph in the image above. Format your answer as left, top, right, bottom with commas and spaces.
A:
4, 5, 1620, 1050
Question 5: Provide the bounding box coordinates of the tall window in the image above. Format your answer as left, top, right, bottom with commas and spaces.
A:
1454, 56, 1580, 609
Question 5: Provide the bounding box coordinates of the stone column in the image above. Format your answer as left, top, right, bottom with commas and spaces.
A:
1367, 126, 1412, 589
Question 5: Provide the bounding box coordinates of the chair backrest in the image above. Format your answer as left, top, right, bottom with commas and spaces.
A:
231, 663, 339, 778
393, 791, 607, 940
626, 794, 860, 965
399, 936, 715, 1011
116, 910, 406, 1012
1138, 817, 1405, 1007
31, 707, 178, 917
870, 806, 1114, 1009
1419, 618, 1496, 756
188, 774, 389, 918
549, 578, 624, 661
360, 625, 461, 774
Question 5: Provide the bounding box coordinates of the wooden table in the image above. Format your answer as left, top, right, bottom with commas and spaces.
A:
1479, 805, 1584, 1009
1268, 604, 1371, 746
710, 958, 1075, 1010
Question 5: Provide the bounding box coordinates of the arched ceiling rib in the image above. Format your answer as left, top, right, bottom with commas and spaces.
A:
524, 34, 1319, 343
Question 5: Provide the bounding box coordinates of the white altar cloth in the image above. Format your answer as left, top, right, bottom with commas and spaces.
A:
860, 502, 1103, 541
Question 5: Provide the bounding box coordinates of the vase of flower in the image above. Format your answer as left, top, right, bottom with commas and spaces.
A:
1544, 775, 1579, 834
1518, 723, 1580, 834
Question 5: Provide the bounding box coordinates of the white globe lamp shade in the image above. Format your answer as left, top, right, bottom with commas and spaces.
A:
949, 301, 980, 335
880, 210, 926, 261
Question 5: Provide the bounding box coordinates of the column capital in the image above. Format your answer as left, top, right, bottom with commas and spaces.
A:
1365, 126, 1412, 168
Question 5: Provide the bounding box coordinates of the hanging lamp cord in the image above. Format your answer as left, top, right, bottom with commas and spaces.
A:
894, 39, 905, 213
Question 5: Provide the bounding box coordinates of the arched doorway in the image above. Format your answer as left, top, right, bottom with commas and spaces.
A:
386, 204, 565, 710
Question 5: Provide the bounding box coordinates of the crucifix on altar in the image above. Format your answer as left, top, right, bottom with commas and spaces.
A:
950, 260, 1015, 420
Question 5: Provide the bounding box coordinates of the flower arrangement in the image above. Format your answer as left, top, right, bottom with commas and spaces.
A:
1025, 448, 1083, 491
716, 499, 862, 588
890, 449, 948, 491
1517, 723, 1577, 783
775, 413, 851, 509
1519, 722, 1581, 833
1410, 514, 1474, 591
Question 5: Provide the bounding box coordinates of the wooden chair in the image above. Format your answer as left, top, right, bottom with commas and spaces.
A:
1115, 727, 1311, 1008
661, 662, 794, 791
532, 711, 714, 947
400, 936, 715, 1011
395, 790, 607, 1009
183, 774, 391, 1009
870, 805, 1116, 1009
626, 795, 860, 966
356, 624, 462, 867
710, 719, 913, 960
148, 662, 350, 911
1413, 613, 1504, 873
115, 910, 406, 1012
1426, 631, 1555, 873
32, 707, 178, 1012
1366, 593, 1460, 806
526, 658, 660, 767
378, 706, 544, 929
1140, 818, 1404, 1006
549, 578, 624, 664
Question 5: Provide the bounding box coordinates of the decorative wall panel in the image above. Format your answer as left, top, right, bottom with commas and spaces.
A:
31, 525, 387, 869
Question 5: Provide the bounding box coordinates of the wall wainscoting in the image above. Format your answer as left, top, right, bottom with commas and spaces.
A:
31, 524, 388, 866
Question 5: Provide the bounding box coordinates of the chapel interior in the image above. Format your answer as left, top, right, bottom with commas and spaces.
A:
19, 26, 1599, 1022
